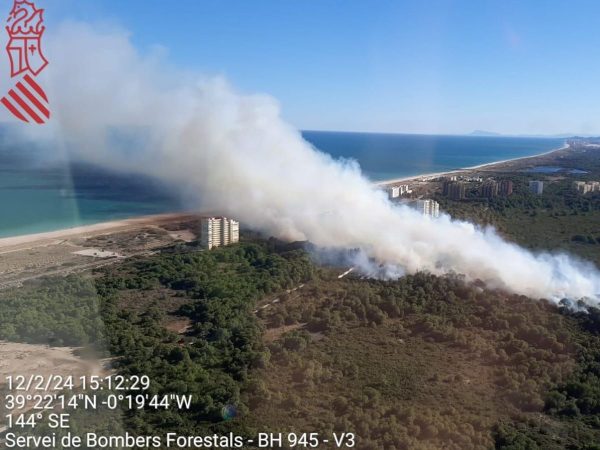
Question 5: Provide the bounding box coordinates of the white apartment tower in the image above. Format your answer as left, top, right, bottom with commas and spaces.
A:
415, 199, 440, 218
574, 181, 600, 194
200, 217, 240, 250
529, 180, 544, 195
388, 184, 412, 199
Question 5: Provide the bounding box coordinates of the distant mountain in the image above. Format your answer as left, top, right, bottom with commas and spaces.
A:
469, 130, 502, 136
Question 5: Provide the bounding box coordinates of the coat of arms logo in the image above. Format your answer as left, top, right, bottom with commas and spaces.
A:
1, 0, 49, 124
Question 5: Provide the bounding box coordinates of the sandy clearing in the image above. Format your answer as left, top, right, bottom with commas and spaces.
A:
0, 213, 202, 289
72, 249, 124, 258
0, 342, 113, 432
0, 341, 106, 379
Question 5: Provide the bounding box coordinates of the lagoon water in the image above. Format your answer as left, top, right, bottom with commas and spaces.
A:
0, 132, 564, 237
525, 166, 588, 174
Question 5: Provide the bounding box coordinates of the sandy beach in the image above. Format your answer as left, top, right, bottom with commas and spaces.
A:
0, 212, 194, 251
375, 144, 570, 187
0, 212, 202, 291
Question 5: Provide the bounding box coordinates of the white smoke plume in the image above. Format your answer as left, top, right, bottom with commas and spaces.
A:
14, 22, 600, 304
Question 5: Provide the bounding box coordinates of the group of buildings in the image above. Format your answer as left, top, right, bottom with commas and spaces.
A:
442, 178, 514, 200
387, 184, 413, 199
200, 216, 240, 250
441, 177, 549, 198
567, 138, 600, 149
385, 183, 439, 218
574, 181, 600, 194
193, 177, 595, 249
526, 179, 600, 196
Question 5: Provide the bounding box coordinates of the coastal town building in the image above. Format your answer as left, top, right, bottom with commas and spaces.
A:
388, 184, 412, 199
574, 181, 600, 194
529, 180, 544, 195
200, 217, 240, 250
445, 181, 466, 200
414, 199, 440, 218
567, 138, 600, 149
399, 185, 412, 195
480, 181, 499, 198
460, 176, 483, 182
442, 180, 452, 195
499, 180, 513, 196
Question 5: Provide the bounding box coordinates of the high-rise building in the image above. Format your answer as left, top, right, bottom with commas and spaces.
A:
529, 180, 544, 195
399, 184, 412, 195
480, 181, 499, 198
387, 184, 412, 199
415, 199, 440, 218
574, 181, 591, 194
442, 181, 451, 195
574, 181, 600, 194
200, 217, 240, 250
446, 182, 466, 200
441, 176, 459, 196
499, 180, 513, 196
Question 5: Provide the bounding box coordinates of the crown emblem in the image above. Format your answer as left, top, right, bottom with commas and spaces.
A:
6, 0, 45, 38
5, 0, 47, 77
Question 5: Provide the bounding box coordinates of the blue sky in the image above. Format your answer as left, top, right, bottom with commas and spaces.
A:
38, 0, 600, 135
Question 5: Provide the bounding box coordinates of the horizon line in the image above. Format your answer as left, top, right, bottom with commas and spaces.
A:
301, 129, 590, 139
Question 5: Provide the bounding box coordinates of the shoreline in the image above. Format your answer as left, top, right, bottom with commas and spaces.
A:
0, 212, 196, 251
0, 143, 571, 244
375, 144, 569, 186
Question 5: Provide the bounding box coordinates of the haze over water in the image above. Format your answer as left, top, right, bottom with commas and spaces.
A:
0, 132, 564, 237
303, 132, 564, 181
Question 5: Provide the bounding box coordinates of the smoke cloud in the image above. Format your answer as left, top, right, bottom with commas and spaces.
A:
14, 22, 600, 304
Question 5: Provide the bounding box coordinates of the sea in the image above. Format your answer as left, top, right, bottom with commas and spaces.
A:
0, 132, 564, 238
303, 131, 564, 181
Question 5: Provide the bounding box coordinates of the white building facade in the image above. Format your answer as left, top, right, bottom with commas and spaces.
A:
200, 217, 240, 249
415, 199, 440, 218
574, 181, 600, 194
529, 180, 544, 195
388, 184, 412, 199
